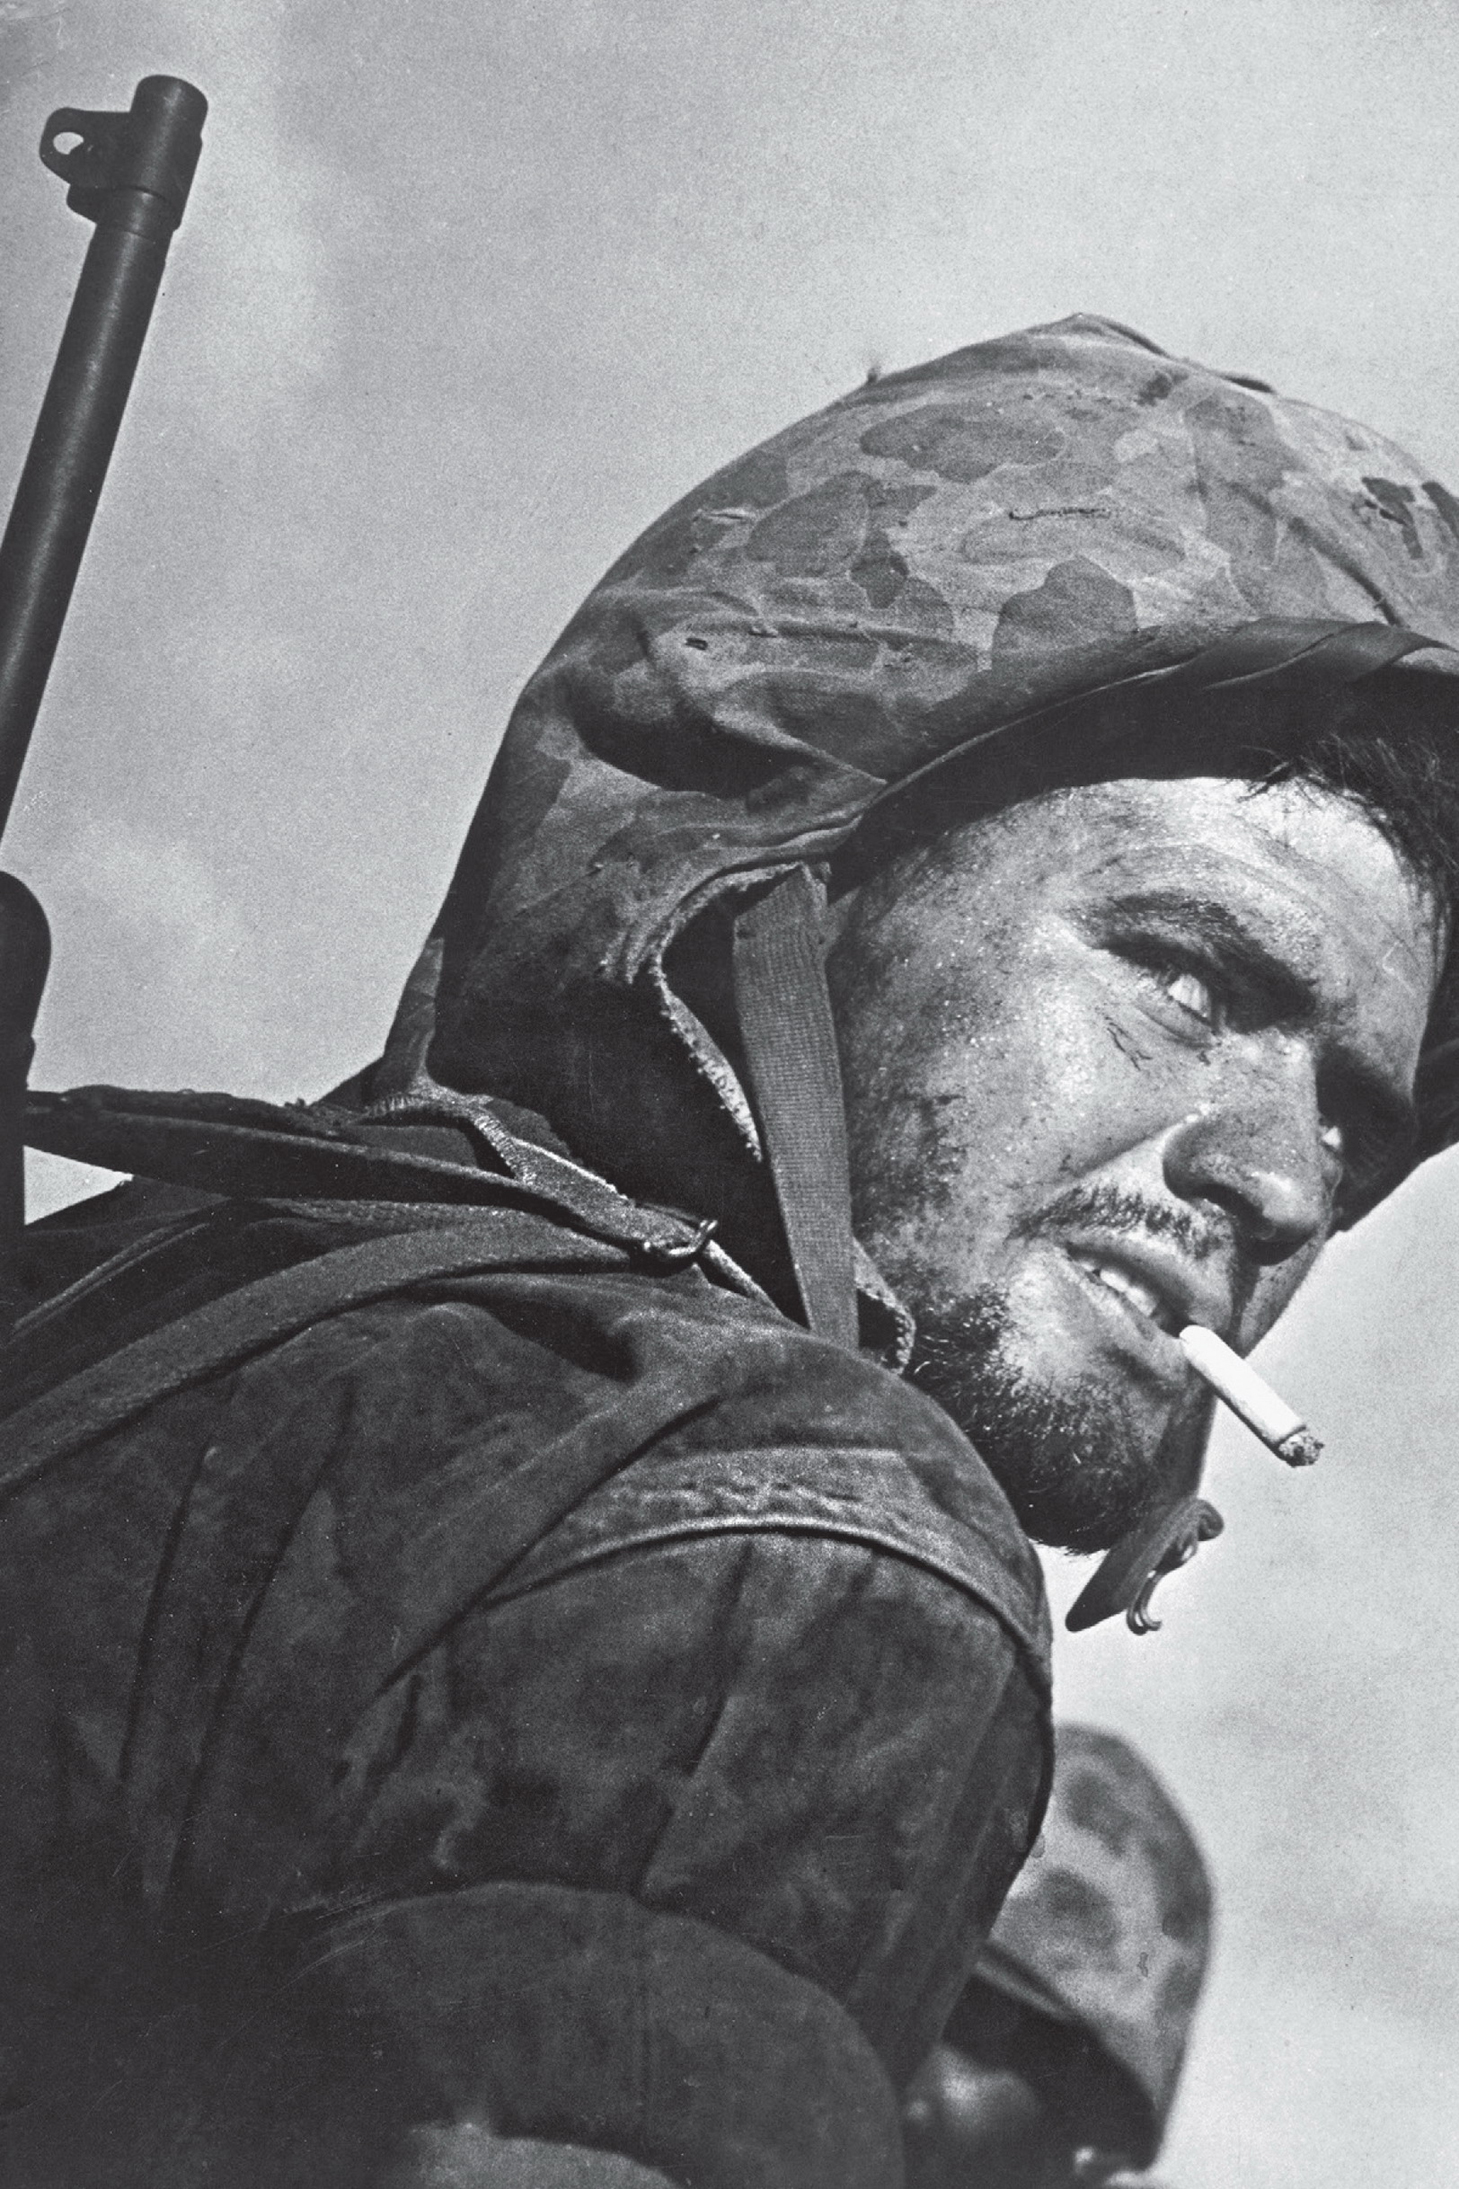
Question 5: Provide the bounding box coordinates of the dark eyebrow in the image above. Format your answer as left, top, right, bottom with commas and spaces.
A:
1098, 888, 1319, 1017
1097, 887, 1420, 1159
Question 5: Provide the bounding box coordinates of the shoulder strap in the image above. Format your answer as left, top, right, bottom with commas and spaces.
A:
0, 1212, 630, 1503
24, 1083, 705, 1262
732, 867, 858, 1349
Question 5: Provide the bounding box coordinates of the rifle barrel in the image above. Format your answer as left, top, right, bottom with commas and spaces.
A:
0, 75, 204, 1340
0, 75, 206, 842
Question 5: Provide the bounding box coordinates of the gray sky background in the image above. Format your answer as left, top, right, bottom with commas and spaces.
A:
3, 1, 1459, 2181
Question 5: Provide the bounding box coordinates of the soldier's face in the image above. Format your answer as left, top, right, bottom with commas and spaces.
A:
827, 775, 1441, 1550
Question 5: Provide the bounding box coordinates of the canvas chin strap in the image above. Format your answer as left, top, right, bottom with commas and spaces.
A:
1067, 1492, 1225, 1636
1052, 1365, 1226, 1631
731, 866, 859, 1351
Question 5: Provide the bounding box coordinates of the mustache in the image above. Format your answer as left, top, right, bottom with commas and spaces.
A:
1014, 1181, 1226, 1265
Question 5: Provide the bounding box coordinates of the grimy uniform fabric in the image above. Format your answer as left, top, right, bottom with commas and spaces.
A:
11, 315, 1459, 2183
1, 1123, 1050, 2187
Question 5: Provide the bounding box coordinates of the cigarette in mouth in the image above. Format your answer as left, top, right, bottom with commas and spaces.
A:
1178, 1325, 1323, 1467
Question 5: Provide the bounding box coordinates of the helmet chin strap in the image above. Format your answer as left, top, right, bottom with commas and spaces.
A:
1067, 1395, 1224, 1634
731, 865, 859, 1351
1067, 1494, 1226, 1635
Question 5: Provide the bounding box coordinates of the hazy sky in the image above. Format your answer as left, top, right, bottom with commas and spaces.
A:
4, 3, 1459, 2182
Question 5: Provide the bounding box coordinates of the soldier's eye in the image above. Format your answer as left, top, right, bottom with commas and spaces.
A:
1162, 967, 1219, 1027
1104, 927, 1233, 1034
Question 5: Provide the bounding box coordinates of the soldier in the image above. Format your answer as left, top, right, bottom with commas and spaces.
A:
4, 313, 1459, 2184
903, 1726, 1211, 2188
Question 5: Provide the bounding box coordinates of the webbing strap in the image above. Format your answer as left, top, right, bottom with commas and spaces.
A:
732, 868, 857, 1350
0, 1215, 629, 1500
1064, 1492, 1224, 1634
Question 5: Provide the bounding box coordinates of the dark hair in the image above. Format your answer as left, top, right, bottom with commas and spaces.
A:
1131, 678, 1459, 915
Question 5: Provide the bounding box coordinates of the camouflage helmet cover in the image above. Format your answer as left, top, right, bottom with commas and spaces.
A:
427, 314, 1459, 1196
964, 1723, 1213, 2166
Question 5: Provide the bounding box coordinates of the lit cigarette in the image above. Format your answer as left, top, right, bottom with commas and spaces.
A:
1178, 1325, 1323, 1468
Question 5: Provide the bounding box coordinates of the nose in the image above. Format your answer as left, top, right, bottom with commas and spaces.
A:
1161, 1053, 1332, 1266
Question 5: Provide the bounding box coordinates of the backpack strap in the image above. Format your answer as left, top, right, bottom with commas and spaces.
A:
25, 1082, 706, 1263
0, 1211, 633, 1503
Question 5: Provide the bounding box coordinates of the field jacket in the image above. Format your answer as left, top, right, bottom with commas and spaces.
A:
0, 1087, 1052, 2187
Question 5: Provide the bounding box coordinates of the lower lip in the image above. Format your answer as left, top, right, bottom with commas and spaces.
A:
1059, 1250, 1181, 1369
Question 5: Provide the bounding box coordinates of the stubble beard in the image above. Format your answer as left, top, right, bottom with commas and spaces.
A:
903, 1282, 1168, 1553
